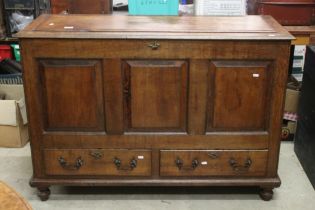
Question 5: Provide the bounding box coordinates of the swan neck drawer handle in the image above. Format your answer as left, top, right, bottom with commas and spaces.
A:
58, 156, 84, 170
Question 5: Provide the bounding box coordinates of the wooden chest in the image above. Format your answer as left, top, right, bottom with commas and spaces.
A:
17, 14, 293, 201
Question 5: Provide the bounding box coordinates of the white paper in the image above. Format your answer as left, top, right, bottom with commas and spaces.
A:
195, 0, 246, 16
138, 156, 144, 160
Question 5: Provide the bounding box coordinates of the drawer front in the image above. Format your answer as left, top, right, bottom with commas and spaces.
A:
44, 149, 151, 176
160, 150, 268, 177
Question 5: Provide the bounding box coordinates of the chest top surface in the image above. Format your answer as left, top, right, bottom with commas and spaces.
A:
17, 14, 294, 40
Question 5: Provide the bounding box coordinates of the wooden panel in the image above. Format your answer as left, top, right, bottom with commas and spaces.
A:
160, 150, 268, 177
43, 133, 269, 150
103, 59, 124, 134
17, 15, 294, 40
33, 15, 273, 33
44, 149, 151, 176
208, 61, 271, 131
30, 176, 281, 187
50, 0, 112, 14
258, 1, 315, 26
69, 0, 112, 14
39, 59, 105, 131
266, 45, 291, 177
291, 35, 310, 45
50, 0, 70, 14
187, 60, 209, 135
123, 60, 188, 132
17, 39, 291, 61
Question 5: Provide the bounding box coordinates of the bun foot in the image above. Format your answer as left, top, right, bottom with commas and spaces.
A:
37, 187, 51, 201
259, 188, 274, 201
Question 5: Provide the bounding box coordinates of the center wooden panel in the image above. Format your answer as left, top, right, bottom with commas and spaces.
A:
208, 61, 271, 131
123, 60, 188, 132
39, 59, 105, 132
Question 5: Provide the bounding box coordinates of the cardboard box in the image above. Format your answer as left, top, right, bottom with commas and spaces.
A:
284, 88, 300, 114
284, 88, 300, 113
0, 84, 29, 147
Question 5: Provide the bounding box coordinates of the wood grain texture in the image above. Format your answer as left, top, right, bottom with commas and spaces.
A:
42, 133, 269, 149
18, 15, 292, 200
160, 150, 268, 177
266, 44, 291, 177
188, 60, 208, 135
44, 149, 151, 176
103, 59, 124, 134
209, 61, 271, 131
29, 176, 281, 187
16, 15, 294, 40
17, 39, 290, 60
68, 0, 112, 14
20, 40, 46, 178
39, 59, 105, 131
123, 60, 187, 132
50, 0, 112, 14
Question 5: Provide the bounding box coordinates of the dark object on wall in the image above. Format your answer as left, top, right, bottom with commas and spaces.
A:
50, 0, 113, 14
3, 0, 50, 37
247, 0, 260, 15
36, 0, 51, 15
0, 59, 23, 74
258, 0, 315, 25
4, 10, 34, 37
3, 0, 36, 37
0, 58, 23, 84
295, 45, 315, 189
3, 0, 35, 9
0, 0, 6, 38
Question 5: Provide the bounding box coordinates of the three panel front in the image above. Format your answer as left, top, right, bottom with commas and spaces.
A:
38, 59, 271, 135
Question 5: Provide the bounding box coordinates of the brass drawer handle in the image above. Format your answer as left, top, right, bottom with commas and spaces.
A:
58, 156, 83, 170
148, 41, 160, 50
175, 158, 199, 171
229, 158, 252, 173
113, 157, 137, 171
90, 150, 104, 160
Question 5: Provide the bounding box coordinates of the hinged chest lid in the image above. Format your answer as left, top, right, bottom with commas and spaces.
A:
16, 14, 294, 40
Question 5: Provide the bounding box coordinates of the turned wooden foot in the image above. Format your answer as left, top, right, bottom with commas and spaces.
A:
37, 187, 51, 201
259, 188, 274, 201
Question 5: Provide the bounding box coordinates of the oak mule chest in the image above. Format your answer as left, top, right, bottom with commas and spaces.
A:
17, 14, 293, 201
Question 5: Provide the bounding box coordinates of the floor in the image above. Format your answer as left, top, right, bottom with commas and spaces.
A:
0, 141, 314, 210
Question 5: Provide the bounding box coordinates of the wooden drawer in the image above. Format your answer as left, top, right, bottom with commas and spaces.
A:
160, 150, 268, 177
44, 149, 151, 176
